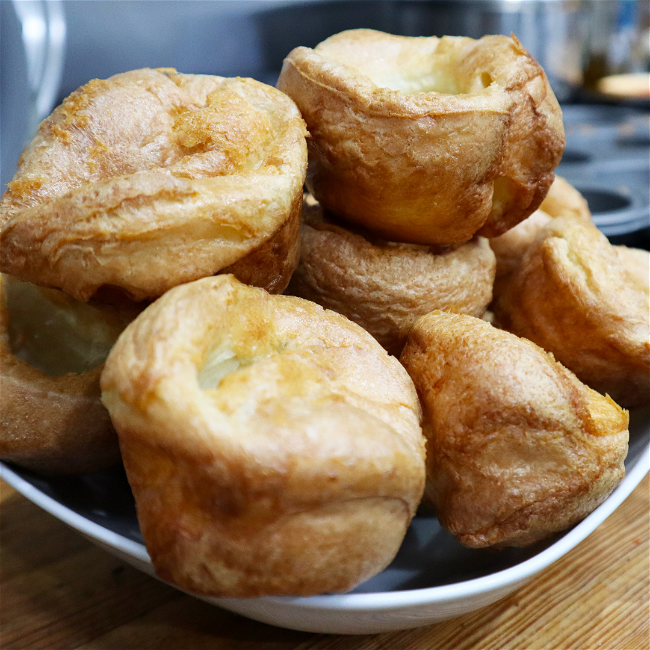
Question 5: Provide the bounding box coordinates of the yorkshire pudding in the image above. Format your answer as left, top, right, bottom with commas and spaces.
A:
400, 310, 629, 548
494, 217, 650, 408
0, 69, 307, 303
287, 196, 495, 355
100, 274, 425, 597
277, 29, 565, 245
0, 274, 132, 474
490, 176, 592, 294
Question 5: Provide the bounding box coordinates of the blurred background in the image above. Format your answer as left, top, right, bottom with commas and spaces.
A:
1, 0, 649, 243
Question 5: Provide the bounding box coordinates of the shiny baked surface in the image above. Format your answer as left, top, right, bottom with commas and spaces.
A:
277, 29, 565, 245
100, 275, 425, 597
288, 196, 495, 355
0, 69, 307, 302
494, 216, 650, 408
490, 175, 593, 295
401, 310, 629, 549
0, 274, 132, 474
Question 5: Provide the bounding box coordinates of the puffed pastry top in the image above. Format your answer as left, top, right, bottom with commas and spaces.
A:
400, 311, 629, 548
494, 217, 650, 408
288, 196, 495, 355
0, 68, 307, 302
101, 275, 426, 596
278, 30, 564, 245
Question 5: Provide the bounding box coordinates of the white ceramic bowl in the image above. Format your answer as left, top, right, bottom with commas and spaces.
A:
1, 406, 648, 634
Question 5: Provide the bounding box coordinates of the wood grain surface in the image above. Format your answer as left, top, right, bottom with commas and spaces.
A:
1, 475, 648, 650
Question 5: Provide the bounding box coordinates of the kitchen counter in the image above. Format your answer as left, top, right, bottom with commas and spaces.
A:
1, 475, 647, 649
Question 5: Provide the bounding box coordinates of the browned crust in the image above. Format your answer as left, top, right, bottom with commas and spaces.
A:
400, 311, 628, 548
493, 217, 650, 408
537, 175, 592, 221
277, 30, 564, 245
221, 190, 302, 294
287, 197, 495, 355
101, 275, 425, 596
490, 176, 593, 300
0, 276, 121, 475
0, 69, 307, 302
616, 245, 649, 295
490, 208, 553, 296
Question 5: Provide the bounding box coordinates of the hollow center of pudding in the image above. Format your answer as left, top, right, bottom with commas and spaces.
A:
367, 68, 463, 95
198, 345, 273, 391
321, 38, 491, 96
198, 335, 289, 391
6, 276, 125, 376
199, 347, 244, 390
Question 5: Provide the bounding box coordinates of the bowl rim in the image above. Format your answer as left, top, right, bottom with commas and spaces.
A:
2, 439, 647, 611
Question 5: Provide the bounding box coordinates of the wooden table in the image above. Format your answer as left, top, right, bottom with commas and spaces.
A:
1, 475, 648, 650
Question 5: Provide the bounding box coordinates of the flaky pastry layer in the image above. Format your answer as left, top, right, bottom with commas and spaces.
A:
287, 196, 495, 355
100, 275, 425, 597
277, 30, 565, 245
0, 274, 132, 474
400, 311, 629, 548
0, 69, 307, 302
494, 217, 650, 408
490, 176, 593, 296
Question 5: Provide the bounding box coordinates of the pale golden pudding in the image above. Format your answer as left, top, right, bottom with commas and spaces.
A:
491, 176, 648, 305
0, 68, 308, 303
0, 274, 133, 474
277, 29, 565, 245
400, 311, 629, 548
100, 275, 425, 597
490, 176, 592, 295
490, 208, 553, 295
494, 217, 650, 408
287, 196, 495, 355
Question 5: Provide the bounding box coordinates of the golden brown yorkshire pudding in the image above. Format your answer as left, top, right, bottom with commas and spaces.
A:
100, 275, 425, 597
490, 176, 592, 294
490, 208, 553, 294
0, 274, 133, 474
494, 217, 650, 408
277, 29, 565, 245
287, 196, 495, 356
0, 69, 307, 303
400, 311, 629, 549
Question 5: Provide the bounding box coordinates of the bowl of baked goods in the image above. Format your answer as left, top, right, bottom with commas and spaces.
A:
1, 28, 648, 635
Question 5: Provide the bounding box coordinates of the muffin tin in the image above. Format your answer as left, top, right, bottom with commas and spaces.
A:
557, 104, 650, 248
